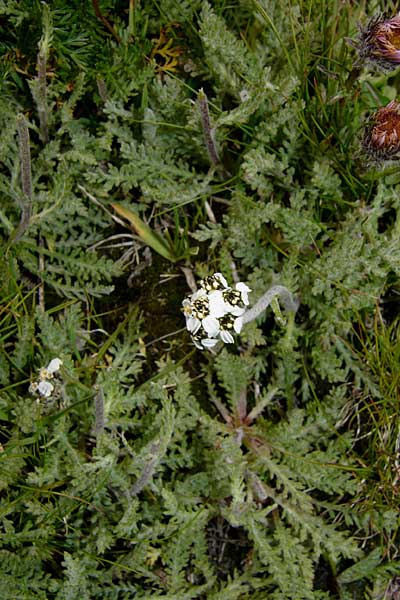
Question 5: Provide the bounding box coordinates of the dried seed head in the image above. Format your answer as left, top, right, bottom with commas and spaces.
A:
362, 100, 400, 161
358, 13, 400, 71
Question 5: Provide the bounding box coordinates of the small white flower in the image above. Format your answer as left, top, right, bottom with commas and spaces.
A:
186, 315, 202, 334
235, 282, 251, 305
37, 380, 54, 398
183, 289, 211, 334
47, 358, 63, 375
199, 273, 228, 291
239, 89, 250, 102
191, 334, 219, 350
221, 288, 250, 315
214, 273, 228, 288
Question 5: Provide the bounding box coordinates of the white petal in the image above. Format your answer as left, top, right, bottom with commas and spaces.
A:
191, 288, 207, 301
220, 330, 235, 344
214, 273, 228, 288
47, 358, 63, 374
192, 338, 205, 350
38, 381, 54, 397
187, 316, 201, 334
236, 282, 251, 292
235, 282, 251, 305
233, 316, 243, 333
208, 291, 227, 318
201, 338, 219, 348
202, 315, 220, 337
228, 304, 246, 316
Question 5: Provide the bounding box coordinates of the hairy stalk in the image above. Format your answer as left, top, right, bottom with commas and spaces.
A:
242, 285, 299, 325
94, 385, 105, 437
129, 441, 161, 496
36, 50, 49, 143
17, 115, 32, 199
198, 89, 220, 166
12, 114, 33, 242
38, 238, 45, 311
30, 3, 52, 144
96, 77, 108, 103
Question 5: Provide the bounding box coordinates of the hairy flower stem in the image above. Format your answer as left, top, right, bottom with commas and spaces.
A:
37, 51, 49, 144
198, 89, 220, 167
32, 3, 52, 144
242, 285, 299, 325
129, 441, 161, 496
96, 77, 108, 103
12, 114, 33, 242
94, 385, 105, 437
17, 115, 32, 199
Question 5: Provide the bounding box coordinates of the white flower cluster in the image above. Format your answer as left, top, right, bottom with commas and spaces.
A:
29, 358, 63, 398
182, 273, 251, 350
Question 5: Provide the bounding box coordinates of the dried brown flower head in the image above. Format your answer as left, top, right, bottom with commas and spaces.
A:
362, 100, 400, 161
358, 13, 400, 71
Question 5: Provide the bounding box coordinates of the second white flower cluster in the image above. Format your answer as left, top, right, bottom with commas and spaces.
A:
182, 273, 251, 350
29, 358, 63, 398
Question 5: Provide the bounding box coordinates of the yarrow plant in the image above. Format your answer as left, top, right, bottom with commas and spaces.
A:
29, 357, 63, 398
182, 273, 298, 350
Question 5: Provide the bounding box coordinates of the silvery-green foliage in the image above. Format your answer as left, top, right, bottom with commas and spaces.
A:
199, 356, 362, 597
199, 3, 265, 98
150, 0, 203, 23
0, 109, 122, 299
83, 80, 214, 208
0, 296, 363, 598
0, 0, 397, 597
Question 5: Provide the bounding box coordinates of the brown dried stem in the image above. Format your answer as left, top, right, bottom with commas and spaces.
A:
92, 0, 121, 43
